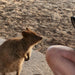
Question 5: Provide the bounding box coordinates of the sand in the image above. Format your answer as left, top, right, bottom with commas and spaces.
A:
0, 0, 75, 74
0, 0, 75, 54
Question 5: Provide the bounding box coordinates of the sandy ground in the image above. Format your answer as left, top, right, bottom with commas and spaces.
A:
0, 0, 75, 54
0, 0, 75, 75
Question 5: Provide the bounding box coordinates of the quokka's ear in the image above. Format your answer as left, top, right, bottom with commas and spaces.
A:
22, 31, 29, 37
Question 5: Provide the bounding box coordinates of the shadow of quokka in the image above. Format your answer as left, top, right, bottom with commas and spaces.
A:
0, 28, 42, 75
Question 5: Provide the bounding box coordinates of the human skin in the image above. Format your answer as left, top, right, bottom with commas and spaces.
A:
46, 45, 75, 75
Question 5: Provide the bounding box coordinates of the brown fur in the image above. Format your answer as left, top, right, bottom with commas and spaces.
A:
0, 28, 42, 75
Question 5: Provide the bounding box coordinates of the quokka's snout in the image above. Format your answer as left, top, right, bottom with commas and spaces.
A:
39, 36, 42, 40
36, 35, 42, 41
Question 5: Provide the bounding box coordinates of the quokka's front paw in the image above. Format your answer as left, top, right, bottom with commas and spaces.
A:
25, 53, 30, 61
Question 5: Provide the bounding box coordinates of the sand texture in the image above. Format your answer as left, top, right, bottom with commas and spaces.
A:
0, 0, 75, 54
0, 0, 75, 74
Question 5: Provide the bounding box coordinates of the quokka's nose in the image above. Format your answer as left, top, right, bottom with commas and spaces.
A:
40, 36, 43, 40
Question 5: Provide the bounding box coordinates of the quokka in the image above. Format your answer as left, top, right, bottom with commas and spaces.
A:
0, 28, 42, 75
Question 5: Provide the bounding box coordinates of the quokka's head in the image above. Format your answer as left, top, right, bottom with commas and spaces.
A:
22, 28, 42, 45
71, 16, 75, 28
